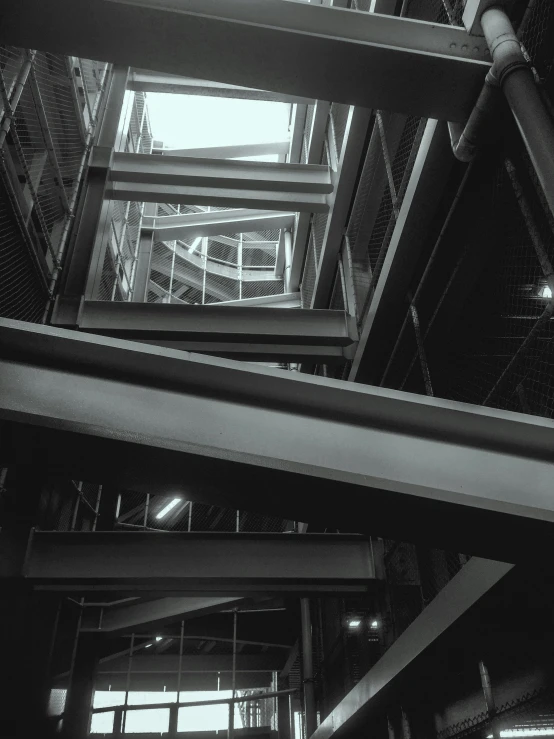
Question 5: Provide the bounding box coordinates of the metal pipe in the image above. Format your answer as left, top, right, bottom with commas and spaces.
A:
448, 69, 501, 162
481, 5, 554, 218
300, 598, 316, 739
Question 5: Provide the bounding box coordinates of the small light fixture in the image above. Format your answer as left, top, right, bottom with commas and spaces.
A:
156, 498, 181, 519
539, 285, 553, 299
145, 643, 152, 648
156, 636, 163, 642
370, 620, 379, 629
347, 618, 361, 629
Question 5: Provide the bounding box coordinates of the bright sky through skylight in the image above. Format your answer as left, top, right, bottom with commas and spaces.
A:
146, 93, 291, 151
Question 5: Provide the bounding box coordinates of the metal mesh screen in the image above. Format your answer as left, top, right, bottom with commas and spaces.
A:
1, 48, 104, 322
0, 165, 49, 320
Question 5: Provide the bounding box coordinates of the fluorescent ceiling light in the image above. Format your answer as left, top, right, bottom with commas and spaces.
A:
145, 644, 152, 648
371, 620, 379, 628
540, 285, 552, 299
156, 498, 181, 519
156, 636, 163, 642
347, 618, 361, 629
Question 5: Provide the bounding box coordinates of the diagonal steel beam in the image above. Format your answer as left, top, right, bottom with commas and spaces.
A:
81, 596, 242, 633
0, 0, 490, 121
311, 558, 513, 739
349, 120, 455, 384
67, 301, 357, 346
128, 69, 315, 105
1, 320, 554, 561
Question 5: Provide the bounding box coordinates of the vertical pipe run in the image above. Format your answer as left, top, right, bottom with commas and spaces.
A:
480, 6, 554, 219
300, 598, 316, 739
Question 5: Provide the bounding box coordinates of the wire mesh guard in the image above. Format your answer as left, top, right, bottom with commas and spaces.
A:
0, 48, 106, 322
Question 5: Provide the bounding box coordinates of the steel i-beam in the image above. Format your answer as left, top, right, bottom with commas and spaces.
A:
0, 0, 490, 121
1, 319, 554, 562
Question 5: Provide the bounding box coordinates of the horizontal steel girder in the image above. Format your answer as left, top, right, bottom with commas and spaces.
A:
106, 152, 333, 195
143, 209, 296, 242
311, 558, 513, 739
64, 302, 357, 347
18, 531, 375, 593
108, 181, 330, 213
98, 654, 286, 673
154, 142, 292, 159
130, 341, 350, 364
215, 292, 301, 308
128, 69, 315, 105
0, 0, 491, 122
2, 319, 554, 561
92, 671, 272, 692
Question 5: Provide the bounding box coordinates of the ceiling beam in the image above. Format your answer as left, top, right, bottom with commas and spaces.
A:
18, 531, 376, 594
0, 0, 490, 121
65, 301, 357, 346
2, 319, 554, 561
128, 69, 315, 105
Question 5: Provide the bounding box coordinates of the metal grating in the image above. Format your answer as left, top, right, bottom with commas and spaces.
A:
0, 170, 49, 321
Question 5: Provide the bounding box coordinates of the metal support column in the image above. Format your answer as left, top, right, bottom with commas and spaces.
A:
62, 633, 100, 739
0, 468, 60, 737
56, 65, 129, 322
301, 599, 316, 739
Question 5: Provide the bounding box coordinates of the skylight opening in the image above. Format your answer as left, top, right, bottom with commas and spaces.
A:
145, 93, 291, 156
